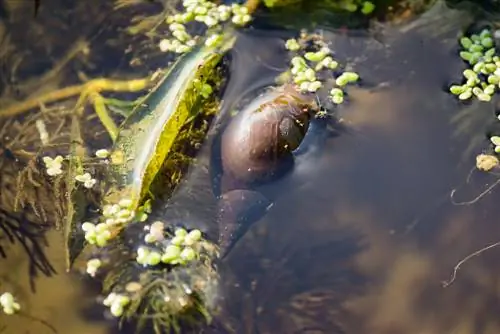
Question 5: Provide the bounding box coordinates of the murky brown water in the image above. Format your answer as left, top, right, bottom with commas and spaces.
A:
3, 1, 500, 334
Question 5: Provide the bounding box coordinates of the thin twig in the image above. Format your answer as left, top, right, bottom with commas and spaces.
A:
442, 240, 500, 287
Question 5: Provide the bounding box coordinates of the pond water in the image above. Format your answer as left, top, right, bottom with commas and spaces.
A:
2, 1, 500, 334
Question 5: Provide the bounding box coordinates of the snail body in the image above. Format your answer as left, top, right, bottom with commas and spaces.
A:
213, 84, 319, 256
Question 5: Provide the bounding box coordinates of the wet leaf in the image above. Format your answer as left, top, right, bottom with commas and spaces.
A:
490, 136, 500, 146
105, 38, 234, 212
64, 115, 88, 271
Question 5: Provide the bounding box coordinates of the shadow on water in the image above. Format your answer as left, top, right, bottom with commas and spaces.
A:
4, 0, 500, 333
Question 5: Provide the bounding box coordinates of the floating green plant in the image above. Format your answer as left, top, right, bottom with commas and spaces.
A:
283, 32, 360, 106
449, 28, 500, 102
158, 0, 253, 55
0, 292, 20, 315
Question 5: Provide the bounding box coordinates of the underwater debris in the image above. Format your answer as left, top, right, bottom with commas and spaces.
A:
449, 28, 500, 102
475, 153, 499, 171
282, 31, 360, 106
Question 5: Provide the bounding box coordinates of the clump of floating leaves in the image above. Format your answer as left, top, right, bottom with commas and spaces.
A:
93, 219, 219, 333
283, 31, 360, 106
158, 0, 252, 54
449, 28, 500, 102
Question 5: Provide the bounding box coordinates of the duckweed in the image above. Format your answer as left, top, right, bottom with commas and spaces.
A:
0, 293, 20, 315
449, 28, 500, 102
284, 34, 359, 105
135, 227, 205, 267
159, 0, 253, 55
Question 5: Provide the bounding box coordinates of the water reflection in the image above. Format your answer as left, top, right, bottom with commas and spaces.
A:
217, 5, 500, 334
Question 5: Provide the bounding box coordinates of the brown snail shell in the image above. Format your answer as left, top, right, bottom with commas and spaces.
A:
220, 84, 318, 184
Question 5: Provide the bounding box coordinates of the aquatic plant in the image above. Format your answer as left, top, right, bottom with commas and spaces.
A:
0, 292, 20, 315
63, 34, 232, 333
449, 28, 500, 102
282, 31, 360, 107
158, 0, 253, 55
262, 0, 376, 15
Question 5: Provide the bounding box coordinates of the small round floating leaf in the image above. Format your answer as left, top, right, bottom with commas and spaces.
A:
187, 229, 202, 241
0, 293, 14, 305
304, 51, 327, 62
473, 62, 484, 73
343, 72, 360, 83
146, 252, 162, 266
335, 75, 348, 87
463, 69, 477, 80
171, 235, 184, 246
331, 94, 344, 104
482, 37, 494, 48
180, 247, 196, 261
175, 228, 188, 237
110, 303, 124, 317
299, 82, 310, 92
480, 29, 492, 39
449, 85, 465, 95
478, 93, 492, 101
293, 71, 307, 84
308, 81, 322, 92
466, 78, 477, 87
144, 233, 156, 243
291, 66, 303, 75
117, 296, 130, 307
485, 84, 496, 95
361, 1, 375, 15
491, 136, 500, 146
82, 222, 95, 232
119, 198, 133, 208
485, 63, 497, 73
330, 88, 344, 96
169, 23, 185, 32
469, 44, 484, 53
458, 89, 472, 100
488, 75, 500, 84
95, 234, 109, 247
485, 48, 496, 58
471, 34, 480, 42
459, 51, 472, 61
469, 53, 480, 65
161, 245, 181, 263
495, 146, 500, 153
304, 68, 316, 81
460, 37, 473, 49
285, 38, 300, 51
291, 56, 306, 67
472, 87, 483, 96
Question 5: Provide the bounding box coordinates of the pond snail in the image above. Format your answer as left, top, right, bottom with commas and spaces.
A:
213, 83, 320, 256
